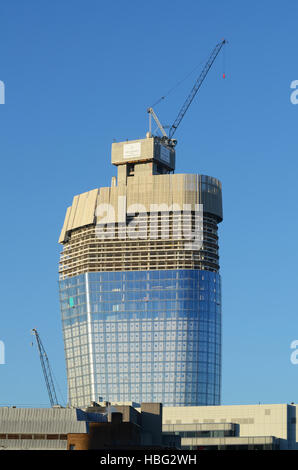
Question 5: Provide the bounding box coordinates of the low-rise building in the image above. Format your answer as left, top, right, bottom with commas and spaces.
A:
1, 402, 297, 450
162, 404, 297, 450
68, 402, 180, 449
0, 407, 84, 450
0, 402, 180, 450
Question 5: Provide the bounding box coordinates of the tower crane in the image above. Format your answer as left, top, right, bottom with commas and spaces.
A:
147, 39, 226, 147
31, 328, 59, 407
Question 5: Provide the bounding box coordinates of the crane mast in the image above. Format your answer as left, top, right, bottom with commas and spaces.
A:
32, 328, 59, 407
148, 39, 226, 147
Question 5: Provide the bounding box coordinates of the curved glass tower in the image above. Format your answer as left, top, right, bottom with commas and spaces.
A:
59, 135, 223, 408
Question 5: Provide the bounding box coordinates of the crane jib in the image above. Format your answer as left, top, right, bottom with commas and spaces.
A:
168, 40, 226, 139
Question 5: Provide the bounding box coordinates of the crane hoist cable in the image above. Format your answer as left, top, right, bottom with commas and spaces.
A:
149, 53, 212, 109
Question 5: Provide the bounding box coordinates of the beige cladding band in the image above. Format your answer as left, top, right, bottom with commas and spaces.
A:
59, 174, 222, 243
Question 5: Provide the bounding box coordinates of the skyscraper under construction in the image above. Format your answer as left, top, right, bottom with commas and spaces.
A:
58, 133, 223, 408
59, 39, 226, 409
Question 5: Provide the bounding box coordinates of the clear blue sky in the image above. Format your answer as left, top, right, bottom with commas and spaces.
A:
0, 0, 298, 407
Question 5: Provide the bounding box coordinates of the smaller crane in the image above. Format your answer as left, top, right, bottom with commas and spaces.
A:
31, 328, 59, 407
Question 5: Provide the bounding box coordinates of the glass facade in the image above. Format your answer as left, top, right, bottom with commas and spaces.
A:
59, 269, 221, 408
